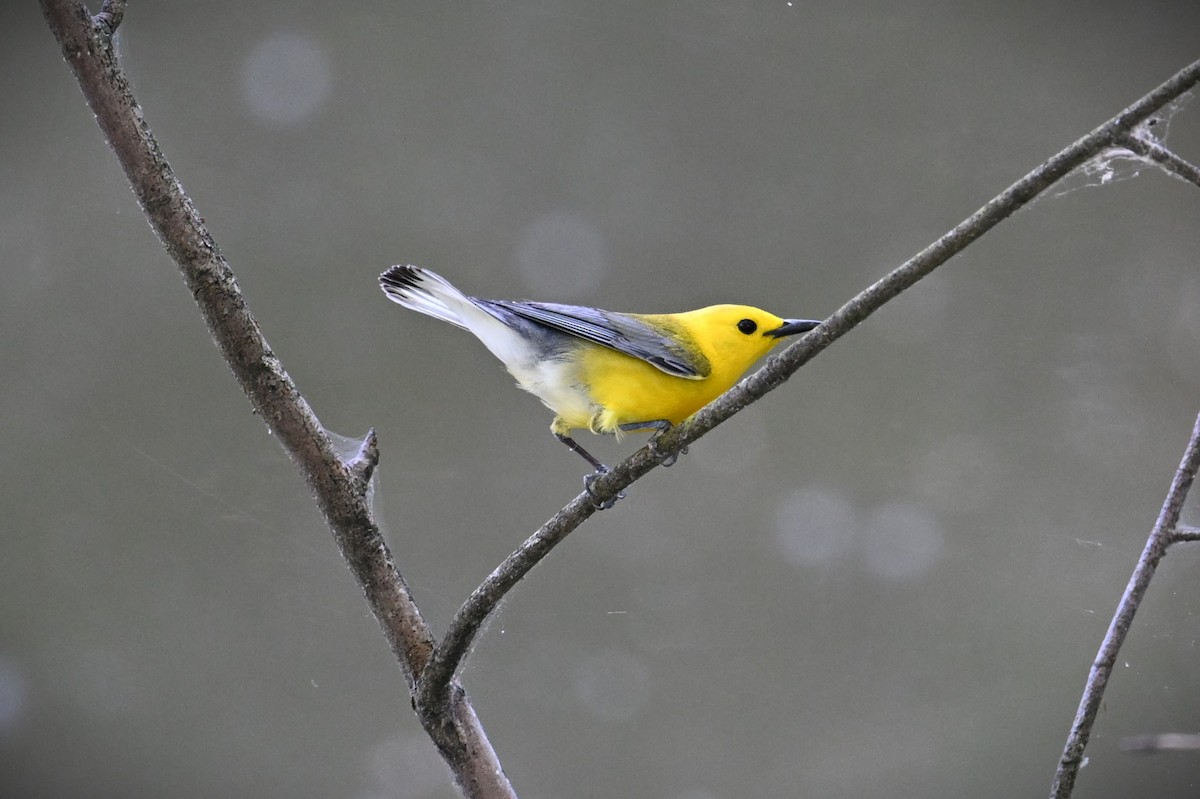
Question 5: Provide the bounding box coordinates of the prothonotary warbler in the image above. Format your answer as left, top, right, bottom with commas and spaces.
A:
379, 265, 820, 504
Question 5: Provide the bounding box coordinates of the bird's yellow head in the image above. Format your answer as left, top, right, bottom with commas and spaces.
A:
671, 304, 821, 382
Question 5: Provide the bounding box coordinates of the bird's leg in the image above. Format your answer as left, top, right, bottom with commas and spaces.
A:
555, 432, 607, 472
619, 420, 688, 467
554, 433, 623, 509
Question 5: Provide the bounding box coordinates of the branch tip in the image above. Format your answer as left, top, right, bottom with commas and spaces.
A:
347, 428, 380, 482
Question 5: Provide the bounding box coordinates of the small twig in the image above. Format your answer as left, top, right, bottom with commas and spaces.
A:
1115, 132, 1200, 190
1171, 524, 1200, 543
416, 61, 1200, 711
1050, 411, 1200, 799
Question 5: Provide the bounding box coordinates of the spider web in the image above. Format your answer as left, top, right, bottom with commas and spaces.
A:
1052, 91, 1195, 197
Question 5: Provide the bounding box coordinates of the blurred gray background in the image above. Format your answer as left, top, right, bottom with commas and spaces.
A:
4, 2, 1200, 797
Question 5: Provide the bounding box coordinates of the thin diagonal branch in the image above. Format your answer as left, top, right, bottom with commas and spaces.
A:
1050, 411, 1200, 799
416, 61, 1200, 711
1115, 132, 1200, 189
40, 2, 514, 797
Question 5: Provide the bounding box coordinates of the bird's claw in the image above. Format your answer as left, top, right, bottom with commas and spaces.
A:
584, 468, 624, 510
648, 437, 689, 467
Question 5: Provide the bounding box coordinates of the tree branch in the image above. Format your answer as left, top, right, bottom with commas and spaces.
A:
1114, 132, 1200, 189
1172, 524, 1200, 543
40, 2, 513, 797
1050, 411, 1200, 799
417, 58, 1200, 712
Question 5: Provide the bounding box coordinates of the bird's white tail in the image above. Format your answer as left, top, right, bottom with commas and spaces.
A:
379, 265, 482, 331
379, 264, 547, 373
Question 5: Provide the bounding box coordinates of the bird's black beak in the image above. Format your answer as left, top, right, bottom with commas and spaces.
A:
765, 318, 821, 338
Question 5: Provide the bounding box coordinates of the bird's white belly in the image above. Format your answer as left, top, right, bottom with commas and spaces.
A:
506, 357, 595, 428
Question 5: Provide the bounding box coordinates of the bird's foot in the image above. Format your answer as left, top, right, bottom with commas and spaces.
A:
583, 468, 624, 510
648, 436, 689, 467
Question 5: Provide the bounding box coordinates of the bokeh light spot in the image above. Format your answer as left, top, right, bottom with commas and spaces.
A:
241, 32, 332, 127
772, 486, 857, 566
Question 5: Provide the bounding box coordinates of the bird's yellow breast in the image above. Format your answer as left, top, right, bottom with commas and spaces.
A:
575, 345, 721, 433
562, 307, 786, 435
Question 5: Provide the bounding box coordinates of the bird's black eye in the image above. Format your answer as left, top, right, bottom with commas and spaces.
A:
737, 319, 758, 335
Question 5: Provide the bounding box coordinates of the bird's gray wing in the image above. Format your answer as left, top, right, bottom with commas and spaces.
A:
482, 300, 708, 378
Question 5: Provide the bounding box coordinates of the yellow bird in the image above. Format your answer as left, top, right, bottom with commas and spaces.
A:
379, 265, 819, 500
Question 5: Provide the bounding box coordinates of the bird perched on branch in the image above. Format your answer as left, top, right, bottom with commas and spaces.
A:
379, 265, 820, 506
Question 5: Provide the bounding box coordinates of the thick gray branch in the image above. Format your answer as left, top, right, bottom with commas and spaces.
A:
40, 2, 514, 797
